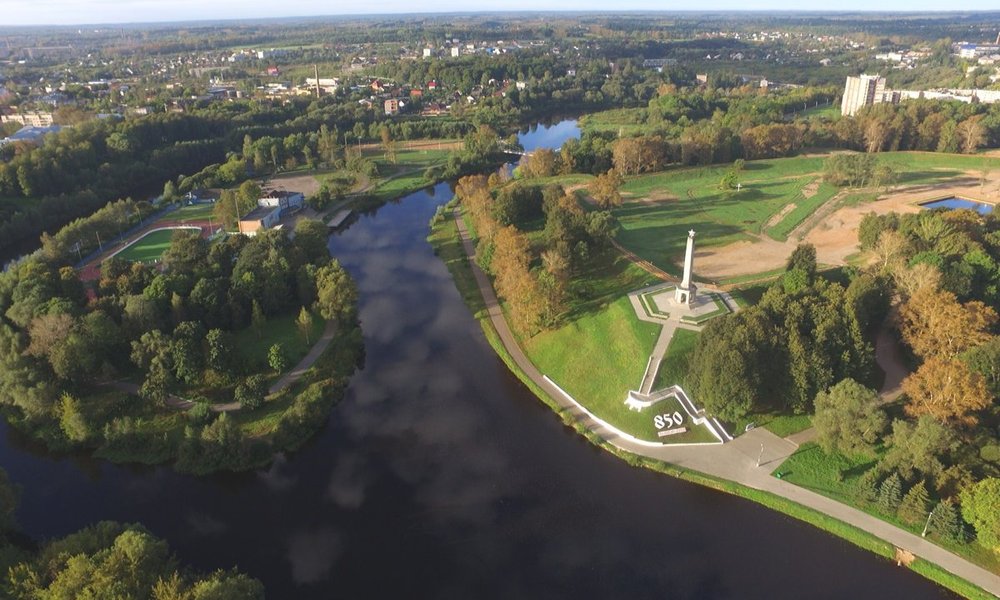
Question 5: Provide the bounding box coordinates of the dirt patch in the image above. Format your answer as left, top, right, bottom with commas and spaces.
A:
764, 203, 796, 230
693, 177, 1000, 282
801, 180, 820, 199
266, 172, 322, 198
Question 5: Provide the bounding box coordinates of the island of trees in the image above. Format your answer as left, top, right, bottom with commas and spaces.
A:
0, 218, 361, 474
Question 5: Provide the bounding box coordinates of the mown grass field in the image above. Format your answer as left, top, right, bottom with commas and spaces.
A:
117, 229, 178, 263
613, 151, 1000, 275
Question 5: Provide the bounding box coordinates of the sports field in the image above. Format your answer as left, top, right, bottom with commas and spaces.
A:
116, 229, 183, 263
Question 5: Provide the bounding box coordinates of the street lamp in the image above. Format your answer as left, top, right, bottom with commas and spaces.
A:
922, 504, 938, 538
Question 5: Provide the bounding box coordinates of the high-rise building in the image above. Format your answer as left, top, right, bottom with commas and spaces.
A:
841, 74, 888, 116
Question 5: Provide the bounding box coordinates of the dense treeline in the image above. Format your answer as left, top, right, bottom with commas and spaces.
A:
0, 219, 360, 472
688, 247, 880, 420
453, 172, 617, 334
0, 467, 264, 598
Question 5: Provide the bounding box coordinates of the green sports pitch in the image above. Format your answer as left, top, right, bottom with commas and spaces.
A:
116, 228, 193, 263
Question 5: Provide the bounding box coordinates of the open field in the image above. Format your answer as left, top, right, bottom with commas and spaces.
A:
116, 229, 178, 263
613, 151, 1000, 282
233, 311, 326, 373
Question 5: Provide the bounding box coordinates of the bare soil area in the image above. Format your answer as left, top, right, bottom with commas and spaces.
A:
695, 174, 1000, 282
266, 171, 323, 198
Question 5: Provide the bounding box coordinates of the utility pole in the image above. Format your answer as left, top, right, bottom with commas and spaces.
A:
314, 64, 320, 98
96, 231, 102, 251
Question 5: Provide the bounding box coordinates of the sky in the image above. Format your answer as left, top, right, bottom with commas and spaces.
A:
2, 0, 1000, 26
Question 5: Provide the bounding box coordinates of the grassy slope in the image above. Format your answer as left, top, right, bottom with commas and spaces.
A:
652, 328, 699, 391
427, 208, 994, 599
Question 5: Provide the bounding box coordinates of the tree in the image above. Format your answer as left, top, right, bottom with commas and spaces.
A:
898, 481, 931, 525
251, 300, 266, 340
296, 307, 314, 344
876, 472, 903, 515
589, 169, 622, 209
853, 469, 881, 505
813, 379, 886, 457
205, 329, 235, 375
879, 416, 955, 482
898, 287, 997, 359
956, 116, 987, 154
901, 357, 990, 426
961, 337, 1000, 398
519, 148, 557, 178
929, 499, 965, 543
235, 375, 268, 410
59, 393, 90, 443
314, 260, 357, 322
268, 343, 287, 373
785, 243, 817, 278
162, 180, 178, 204
960, 478, 1000, 553
293, 219, 329, 265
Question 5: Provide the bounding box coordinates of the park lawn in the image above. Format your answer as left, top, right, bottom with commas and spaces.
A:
368, 172, 438, 203
766, 181, 840, 241
523, 296, 662, 442
233, 311, 326, 372
117, 229, 177, 263
778, 443, 1000, 573
652, 328, 699, 391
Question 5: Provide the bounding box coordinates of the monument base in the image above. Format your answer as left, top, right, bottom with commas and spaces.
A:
673, 284, 696, 306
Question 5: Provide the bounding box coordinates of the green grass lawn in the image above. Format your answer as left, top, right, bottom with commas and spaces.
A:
117, 229, 179, 263
232, 311, 326, 372
795, 104, 840, 119
652, 328, 699, 390
613, 151, 1000, 275
171, 203, 216, 223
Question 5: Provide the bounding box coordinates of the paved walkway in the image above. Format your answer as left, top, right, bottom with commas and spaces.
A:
268, 320, 338, 395
452, 208, 1000, 596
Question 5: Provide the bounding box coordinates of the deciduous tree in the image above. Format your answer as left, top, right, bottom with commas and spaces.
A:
901, 356, 990, 426
813, 379, 886, 457
959, 478, 1000, 553
898, 287, 997, 359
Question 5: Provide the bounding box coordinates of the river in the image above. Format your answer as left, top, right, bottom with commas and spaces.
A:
0, 120, 954, 598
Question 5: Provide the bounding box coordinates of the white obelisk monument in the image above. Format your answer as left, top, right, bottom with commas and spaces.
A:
674, 230, 697, 306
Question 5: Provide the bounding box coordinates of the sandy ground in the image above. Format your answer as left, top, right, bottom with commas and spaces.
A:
693, 173, 1000, 282
266, 171, 323, 198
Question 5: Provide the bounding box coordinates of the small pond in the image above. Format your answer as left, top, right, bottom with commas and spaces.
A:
921, 197, 994, 215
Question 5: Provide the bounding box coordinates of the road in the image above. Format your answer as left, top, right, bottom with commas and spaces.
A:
453, 208, 1000, 597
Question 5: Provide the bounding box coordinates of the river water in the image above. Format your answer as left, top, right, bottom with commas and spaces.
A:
0, 121, 954, 598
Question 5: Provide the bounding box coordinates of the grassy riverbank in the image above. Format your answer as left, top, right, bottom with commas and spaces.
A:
428, 206, 994, 600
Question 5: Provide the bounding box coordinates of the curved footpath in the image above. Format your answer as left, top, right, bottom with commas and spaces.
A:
453, 209, 1000, 597
108, 320, 338, 412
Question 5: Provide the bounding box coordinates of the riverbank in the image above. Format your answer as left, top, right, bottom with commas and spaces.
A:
428, 204, 998, 600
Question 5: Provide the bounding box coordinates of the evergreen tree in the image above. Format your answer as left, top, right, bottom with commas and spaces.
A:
853, 469, 881, 505
929, 500, 965, 543
251, 300, 266, 340
898, 481, 931, 526
876, 472, 903, 515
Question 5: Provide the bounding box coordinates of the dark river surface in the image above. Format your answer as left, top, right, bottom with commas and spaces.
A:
0, 121, 956, 599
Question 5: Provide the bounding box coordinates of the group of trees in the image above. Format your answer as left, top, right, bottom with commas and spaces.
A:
688, 246, 879, 420
783, 207, 1000, 553
0, 218, 358, 469
456, 173, 616, 334
0, 466, 264, 598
